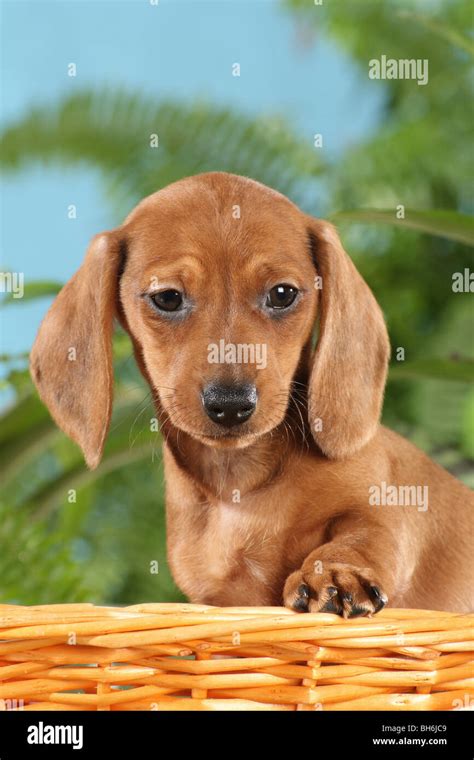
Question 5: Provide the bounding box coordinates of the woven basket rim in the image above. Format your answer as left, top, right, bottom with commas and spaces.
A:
1, 604, 472, 712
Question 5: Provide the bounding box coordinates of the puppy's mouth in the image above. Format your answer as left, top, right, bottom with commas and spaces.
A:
193, 428, 261, 449
170, 419, 262, 449
164, 412, 275, 449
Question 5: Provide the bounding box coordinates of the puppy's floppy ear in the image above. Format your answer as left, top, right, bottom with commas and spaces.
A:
30, 231, 124, 469
306, 218, 390, 459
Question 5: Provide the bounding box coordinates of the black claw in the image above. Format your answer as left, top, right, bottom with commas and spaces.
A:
297, 583, 310, 599
292, 584, 311, 612
293, 597, 309, 612
369, 585, 388, 612
349, 605, 370, 618
320, 599, 342, 615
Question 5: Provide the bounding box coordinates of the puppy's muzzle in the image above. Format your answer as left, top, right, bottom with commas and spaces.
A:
201, 383, 257, 427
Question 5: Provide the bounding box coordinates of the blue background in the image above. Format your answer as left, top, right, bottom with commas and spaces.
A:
1, 0, 383, 353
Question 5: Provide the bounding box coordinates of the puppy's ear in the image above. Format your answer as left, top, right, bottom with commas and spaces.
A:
306, 218, 390, 459
30, 232, 124, 469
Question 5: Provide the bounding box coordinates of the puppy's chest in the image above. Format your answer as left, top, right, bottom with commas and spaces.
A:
168, 497, 285, 603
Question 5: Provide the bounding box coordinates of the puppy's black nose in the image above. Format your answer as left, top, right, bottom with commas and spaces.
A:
201, 383, 257, 427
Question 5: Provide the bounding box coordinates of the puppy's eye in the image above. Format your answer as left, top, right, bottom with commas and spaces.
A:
150, 289, 183, 312
266, 284, 298, 310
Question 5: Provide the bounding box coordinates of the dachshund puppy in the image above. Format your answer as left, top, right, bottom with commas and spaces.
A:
30, 172, 473, 617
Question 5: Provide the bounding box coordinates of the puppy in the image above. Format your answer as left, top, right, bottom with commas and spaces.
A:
30, 172, 473, 616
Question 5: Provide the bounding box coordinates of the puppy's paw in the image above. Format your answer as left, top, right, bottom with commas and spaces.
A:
283, 562, 388, 618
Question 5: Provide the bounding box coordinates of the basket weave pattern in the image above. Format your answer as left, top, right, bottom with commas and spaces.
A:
0, 604, 472, 711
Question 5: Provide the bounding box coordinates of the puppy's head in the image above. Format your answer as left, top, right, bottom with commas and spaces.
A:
30, 172, 389, 468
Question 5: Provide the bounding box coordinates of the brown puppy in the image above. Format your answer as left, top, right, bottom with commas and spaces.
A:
30, 172, 473, 616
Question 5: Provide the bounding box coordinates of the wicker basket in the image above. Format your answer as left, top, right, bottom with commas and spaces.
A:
0, 603, 472, 711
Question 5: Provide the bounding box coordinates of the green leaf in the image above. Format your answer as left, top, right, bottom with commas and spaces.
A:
0, 280, 62, 307
460, 389, 474, 459
331, 209, 474, 246
389, 358, 474, 383
398, 11, 474, 56
26, 440, 159, 521
0, 393, 50, 447
0, 352, 29, 362
0, 90, 325, 215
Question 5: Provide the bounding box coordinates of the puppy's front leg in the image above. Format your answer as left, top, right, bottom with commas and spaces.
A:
283, 515, 393, 617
